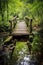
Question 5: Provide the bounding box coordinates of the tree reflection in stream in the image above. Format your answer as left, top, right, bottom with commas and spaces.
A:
0, 38, 4, 45
17, 55, 38, 65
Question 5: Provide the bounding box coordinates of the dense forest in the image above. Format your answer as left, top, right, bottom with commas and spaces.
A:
0, 0, 43, 26
0, 0, 43, 65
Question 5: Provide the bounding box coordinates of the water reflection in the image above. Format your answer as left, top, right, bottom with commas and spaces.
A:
0, 38, 4, 45
17, 55, 37, 65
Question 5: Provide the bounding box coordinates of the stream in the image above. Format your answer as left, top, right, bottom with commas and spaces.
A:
17, 54, 38, 65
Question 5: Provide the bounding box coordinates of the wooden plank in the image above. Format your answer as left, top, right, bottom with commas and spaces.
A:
4, 36, 12, 43
0, 32, 9, 38
9, 46, 15, 50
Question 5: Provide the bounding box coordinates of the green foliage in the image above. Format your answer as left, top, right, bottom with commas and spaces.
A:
0, 0, 43, 32
13, 42, 28, 61
0, 22, 10, 32
30, 2, 43, 22
32, 34, 41, 53
13, 42, 28, 54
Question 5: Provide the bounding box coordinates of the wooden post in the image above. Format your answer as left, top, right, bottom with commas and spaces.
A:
13, 39, 16, 46
9, 20, 13, 33
10, 39, 16, 59
27, 40, 32, 54
13, 16, 17, 28
30, 19, 32, 33
24, 16, 29, 27
9, 16, 17, 33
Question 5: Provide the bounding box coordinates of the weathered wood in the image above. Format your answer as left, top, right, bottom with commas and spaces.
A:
4, 36, 12, 43
8, 44, 14, 47
0, 32, 9, 38
9, 20, 14, 33
30, 19, 33, 33
9, 46, 15, 50
27, 41, 32, 54
24, 16, 29, 27
9, 16, 17, 33
9, 39, 16, 59
13, 35, 29, 42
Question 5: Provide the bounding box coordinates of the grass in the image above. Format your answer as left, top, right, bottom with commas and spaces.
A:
15, 42, 27, 51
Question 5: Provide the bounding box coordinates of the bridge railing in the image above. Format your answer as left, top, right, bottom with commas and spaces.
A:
9, 16, 17, 33
24, 16, 33, 33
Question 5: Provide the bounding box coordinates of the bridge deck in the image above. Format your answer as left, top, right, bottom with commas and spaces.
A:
12, 21, 29, 36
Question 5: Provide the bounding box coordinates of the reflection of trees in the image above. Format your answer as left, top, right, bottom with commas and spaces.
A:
37, 21, 43, 64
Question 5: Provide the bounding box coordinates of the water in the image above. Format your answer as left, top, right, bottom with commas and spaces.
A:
17, 55, 38, 65
0, 38, 4, 45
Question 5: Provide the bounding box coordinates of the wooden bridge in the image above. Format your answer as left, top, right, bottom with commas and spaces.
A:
12, 21, 29, 35
0, 17, 33, 42
0, 18, 33, 65
11, 20, 29, 41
